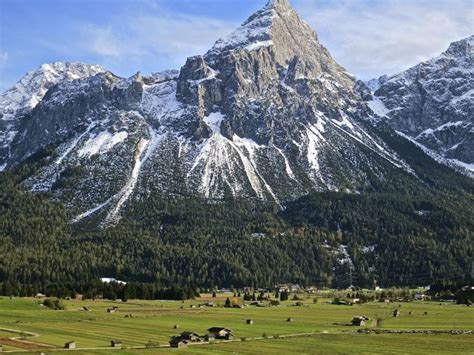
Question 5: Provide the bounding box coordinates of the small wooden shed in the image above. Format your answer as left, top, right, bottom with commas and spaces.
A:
64, 341, 76, 349
246, 319, 254, 325
111, 339, 122, 348
352, 316, 368, 326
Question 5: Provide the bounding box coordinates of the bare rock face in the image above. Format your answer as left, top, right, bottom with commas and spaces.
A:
366, 36, 474, 170
0, 0, 425, 224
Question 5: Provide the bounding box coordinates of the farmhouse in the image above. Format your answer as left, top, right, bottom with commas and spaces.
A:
179, 332, 200, 342
110, 339, 122, 347
64, 341, 76, 349
352, 316, 369, 326
207, 327, 234, 340
107, 308, 116, 313
170, 338, 189, 348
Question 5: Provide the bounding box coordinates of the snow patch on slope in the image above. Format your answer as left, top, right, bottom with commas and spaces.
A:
367, 97, 390, 118
78, 131, 128, 158
55, 123, 97, 165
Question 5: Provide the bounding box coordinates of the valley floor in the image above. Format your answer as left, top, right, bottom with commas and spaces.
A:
0, 293, 472, 354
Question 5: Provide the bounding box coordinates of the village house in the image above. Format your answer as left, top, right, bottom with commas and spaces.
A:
110, 339, 122, 348
64, 341, 76, 349
393, 309, 400, 317
352, 316, 369, 326
170, 338, 189, 348
246, 319, 254, 325
207, 327, 234, 340
179, 332, 200, 342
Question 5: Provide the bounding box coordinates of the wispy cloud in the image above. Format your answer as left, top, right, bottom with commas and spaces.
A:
72, 9, 236, 73
296, 0, 474, 78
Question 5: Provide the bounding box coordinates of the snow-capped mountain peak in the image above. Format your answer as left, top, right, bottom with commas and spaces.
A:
206, 0, 296, 56
1, 62, 105, 119
0, 62, 105, 170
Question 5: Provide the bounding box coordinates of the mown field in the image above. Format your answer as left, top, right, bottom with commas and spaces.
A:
0, 293, 472, 354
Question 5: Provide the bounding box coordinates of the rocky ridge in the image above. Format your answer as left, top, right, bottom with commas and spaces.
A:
364, 36, 473, 175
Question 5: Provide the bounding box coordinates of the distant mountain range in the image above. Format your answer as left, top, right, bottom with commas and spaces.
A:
0, 0, 472, 226
363, 36, 473, 173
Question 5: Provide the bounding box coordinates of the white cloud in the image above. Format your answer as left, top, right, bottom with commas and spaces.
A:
295, 0, 474, 78
76, 10, 236, 72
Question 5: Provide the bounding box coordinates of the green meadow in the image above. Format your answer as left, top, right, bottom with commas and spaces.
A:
0, 294, 472, 354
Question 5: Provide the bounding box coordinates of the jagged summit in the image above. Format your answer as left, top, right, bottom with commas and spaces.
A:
446, 35, 474, 55
204, 0, 352, 88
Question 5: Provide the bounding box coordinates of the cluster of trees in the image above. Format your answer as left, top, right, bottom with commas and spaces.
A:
0, 280, 199, 301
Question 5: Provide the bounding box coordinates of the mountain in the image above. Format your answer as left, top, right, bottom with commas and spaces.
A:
0, 0, 473, 290
364, 36, 474, 175
0, 0, 419, 225
0, 62, 105, 170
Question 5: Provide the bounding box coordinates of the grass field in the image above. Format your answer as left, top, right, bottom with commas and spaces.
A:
0, 293, 472, 354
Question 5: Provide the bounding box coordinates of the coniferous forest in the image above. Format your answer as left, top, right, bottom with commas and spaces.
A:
0, 131, 473, 297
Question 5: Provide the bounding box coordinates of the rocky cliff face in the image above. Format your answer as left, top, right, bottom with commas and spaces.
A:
0, 0, 424, 225
365, 36, 473, 174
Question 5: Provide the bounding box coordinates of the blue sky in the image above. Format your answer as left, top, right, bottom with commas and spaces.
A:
1, 0, 473, 92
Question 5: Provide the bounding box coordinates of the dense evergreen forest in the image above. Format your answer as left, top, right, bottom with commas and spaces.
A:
0, 130, 472, 297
